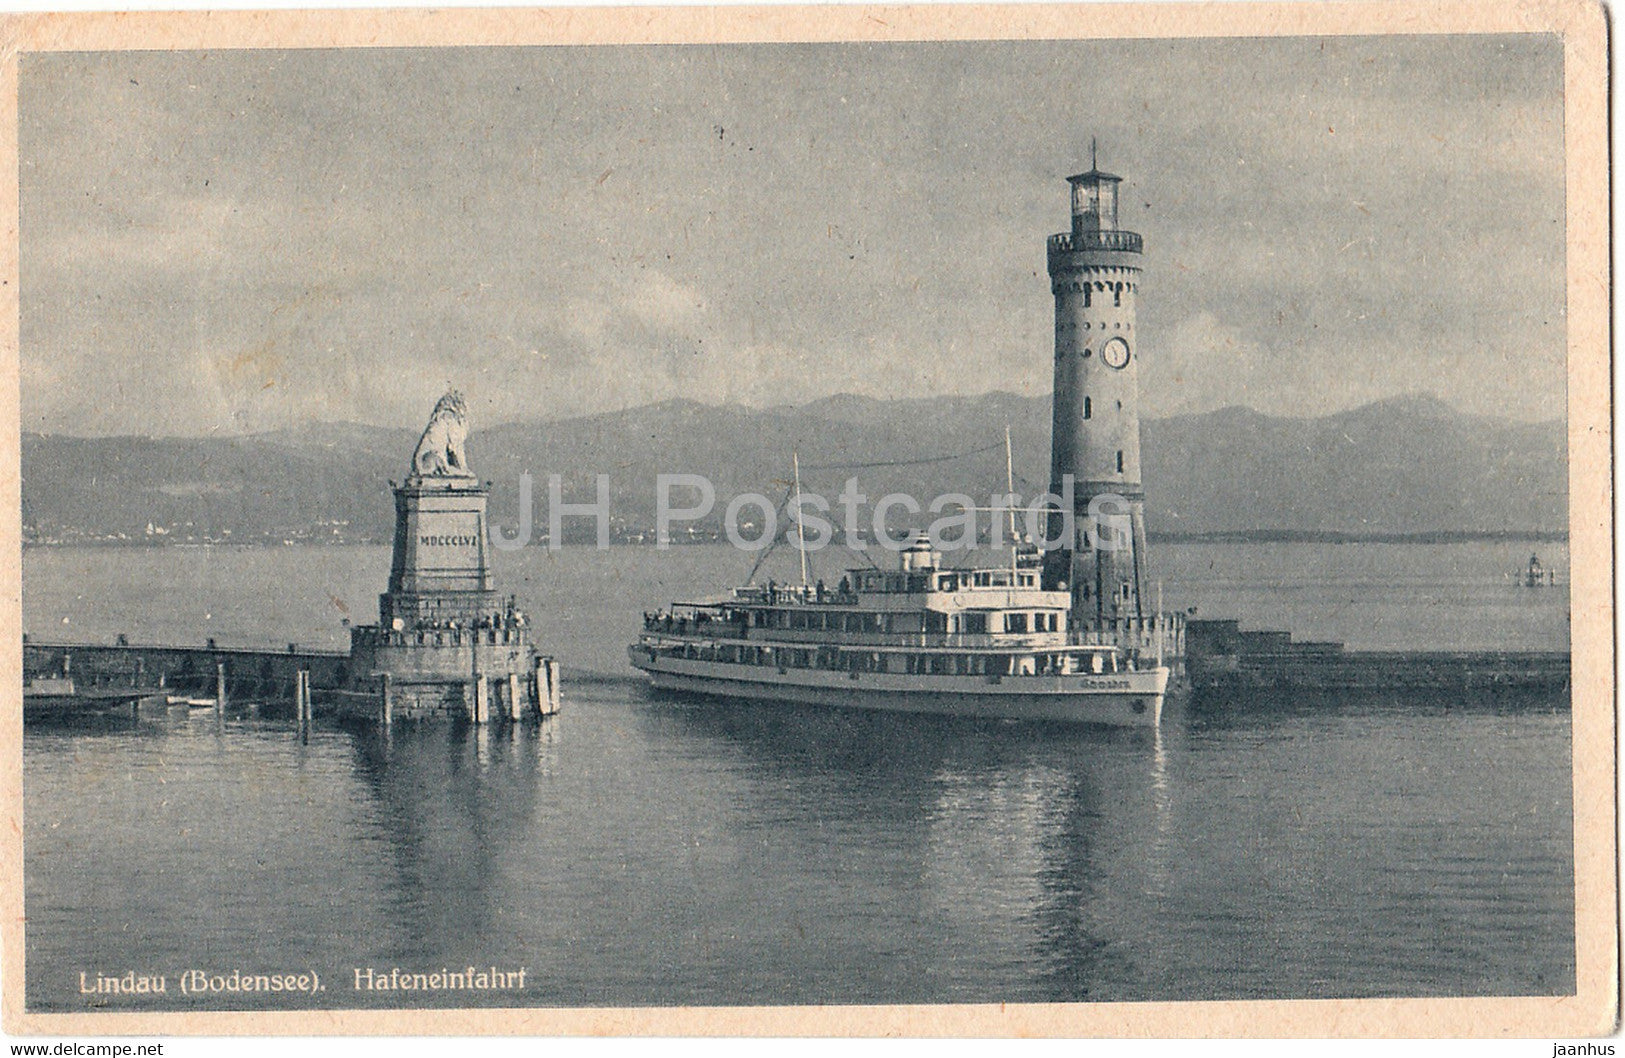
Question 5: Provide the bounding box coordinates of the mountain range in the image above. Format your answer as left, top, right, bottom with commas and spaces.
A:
21, 392, 1567, 544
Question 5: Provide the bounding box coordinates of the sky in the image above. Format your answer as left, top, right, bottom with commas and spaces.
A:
20, 35, 1565, 436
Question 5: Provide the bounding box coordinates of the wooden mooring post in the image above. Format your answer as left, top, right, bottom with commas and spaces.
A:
296, 669, 312, 743
539, 658, 562, 717
377, 672, 393, 728
214, 662, 227, 717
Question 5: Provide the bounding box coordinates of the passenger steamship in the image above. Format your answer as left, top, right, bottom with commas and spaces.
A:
629, 158, 1180, 727
628, 536, 1169, 727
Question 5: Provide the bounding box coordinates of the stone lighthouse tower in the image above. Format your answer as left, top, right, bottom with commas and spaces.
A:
1043, 150, 1151, 633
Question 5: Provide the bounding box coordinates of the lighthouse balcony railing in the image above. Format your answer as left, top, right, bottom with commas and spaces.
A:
1048, 230, 1142, 254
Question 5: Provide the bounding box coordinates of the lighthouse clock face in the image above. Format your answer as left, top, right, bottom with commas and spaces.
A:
1102, 336, 1131, 369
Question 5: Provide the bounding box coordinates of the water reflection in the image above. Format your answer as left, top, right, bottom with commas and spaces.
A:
1145, 726, 1174, 896
634, 689, 1157, 771
630, 688, 1169, 1001
22, 680, 1574, 1008
1029, 766, 1114, 998
347, 720, 560, 959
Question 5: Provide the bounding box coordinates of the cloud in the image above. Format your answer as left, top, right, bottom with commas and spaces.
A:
29, 194, 241, 276
1145, 312, 1272, 417
19, 38, 1567, 435
624, 271, 710, 332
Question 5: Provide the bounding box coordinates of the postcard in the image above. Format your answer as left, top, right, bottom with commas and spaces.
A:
2, 0, 1614, 1041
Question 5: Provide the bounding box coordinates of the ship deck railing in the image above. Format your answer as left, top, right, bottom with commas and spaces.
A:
635, 627, 1126, 654
718, 583, 1059, 607
726, 587, 860, 606
634, 639, 1157, 677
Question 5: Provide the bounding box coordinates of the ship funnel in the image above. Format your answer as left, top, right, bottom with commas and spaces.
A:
900, 532, 940, 572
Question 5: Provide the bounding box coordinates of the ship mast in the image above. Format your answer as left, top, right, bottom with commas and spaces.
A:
1156, 579, 1165, 667
793, 449, 810, 590
1005, 425, 1019, 579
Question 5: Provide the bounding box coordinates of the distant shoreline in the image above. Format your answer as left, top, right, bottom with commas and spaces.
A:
1145, 529, 1570, 545
21, 529, 1570, 550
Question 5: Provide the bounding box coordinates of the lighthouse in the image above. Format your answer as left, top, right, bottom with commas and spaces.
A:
1043, 150, 1151, 634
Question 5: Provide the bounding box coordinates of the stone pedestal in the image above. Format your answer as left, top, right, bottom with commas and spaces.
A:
380, 480, 497, 630
345, 456, 557, 723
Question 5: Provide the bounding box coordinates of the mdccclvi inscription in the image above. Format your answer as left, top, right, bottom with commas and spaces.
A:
418, 534, 481, 547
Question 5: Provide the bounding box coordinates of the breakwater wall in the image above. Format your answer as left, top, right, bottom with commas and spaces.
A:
24, 637, 352, 705
1185, 619, 1570, 698
22, 636, 563, 725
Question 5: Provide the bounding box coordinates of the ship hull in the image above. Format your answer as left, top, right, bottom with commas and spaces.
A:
629, 648, 1166, 727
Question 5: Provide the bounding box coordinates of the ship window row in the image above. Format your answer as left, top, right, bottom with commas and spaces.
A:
941, 570, 1038, 590
760, 610, 896, 632
1001, 611, 1061, 633
855, 570, 936, 593
852, 570, 1037, 593
644, 607, 1064, 637
735, 609, 1059, 634
655, 642, 1107, 676
963, 569, 1038, 588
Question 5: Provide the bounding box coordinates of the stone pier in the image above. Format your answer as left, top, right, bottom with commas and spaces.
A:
23, 391, 561, 728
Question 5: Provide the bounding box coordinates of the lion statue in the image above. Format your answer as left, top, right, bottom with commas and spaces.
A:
410, 390, 476, 480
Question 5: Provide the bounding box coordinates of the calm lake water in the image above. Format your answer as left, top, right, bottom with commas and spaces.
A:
22, 541, 1574, 1009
